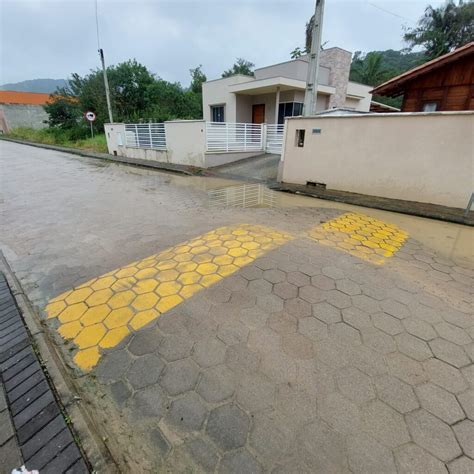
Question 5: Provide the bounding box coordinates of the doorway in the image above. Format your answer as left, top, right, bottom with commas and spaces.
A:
252, 104, 265, 124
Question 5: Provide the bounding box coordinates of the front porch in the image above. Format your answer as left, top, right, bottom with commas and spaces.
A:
228, 76, 336, 124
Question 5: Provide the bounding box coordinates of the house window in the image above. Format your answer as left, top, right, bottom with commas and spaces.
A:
422, 102, 438, 112
278, 102, 304, 124
211, 105, 225, 122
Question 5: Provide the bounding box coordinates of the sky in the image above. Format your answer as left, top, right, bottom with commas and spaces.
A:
0, 0, 444, 86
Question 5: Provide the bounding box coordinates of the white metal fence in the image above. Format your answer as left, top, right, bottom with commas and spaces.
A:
125, 123, 166, 149
265, 124, 284, 154
206, 122, 263, 152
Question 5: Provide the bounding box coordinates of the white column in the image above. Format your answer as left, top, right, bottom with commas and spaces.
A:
275, 86, 281, 124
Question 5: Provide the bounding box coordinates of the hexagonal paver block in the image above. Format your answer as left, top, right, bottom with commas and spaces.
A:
342, 307, 372, 330
130, 385, 167, 419
81, 304, 111, 326
165, 392, 208, 431
406, 409, 461, 462
160, 359, 200, 396
247, 279, 272, 296
74, 323, 106, 349
196, 365, 236, 403
192, 337, 226, 368
372, 312, 403, 335
335, 367, 375, 405
206, 404, 250, 451
311, 274, 335, 291
361, 327, 396, 354
318, 392, 362, 435
457, 389, 474, 420
284, 298, 312, 318
225, 343, 260, 374
126, 354, 165, 389
299, 285, 326, 304
312, 301, 341, 324
374, 374, 419, 414
298, 317, 328, 342
329, 323, 362, 347
429, 338, 470, 368
217, 321, 249, 345
396, 333, 432, 361
415, 383, 465, 424
273, 282, 298, 300
86, 288, 113, 307
58, 303, 88, 323
386, 353, 427, 386
361, 400, 410, 448
156, 281, 182, 297
403, 318, 437, 341
249, 412, 291, 464
263, 269, 285, 284
95, 349, 133, 384
132, 279, 158, 294
325, 290, 352, 309
257, 294, 284, 313
220, 449, 263, 474
104, 307, 134, 329
453, 419, 474, 458
128, 327, 162, 356
435, 322, 471, 345
424, 358, 468, 394
236, 372, 276, 412
238, 307, 269, 330
65, 287, 93, 305
394, 443, 448, 474
336, 279, 361, 296
108, 290, 135, 309
347, 432, 397, 474
287, 271, 310, 287
352, 295, 381, 314
297, 420, 349, 472
157, 334, 194, 361
448, 456, 474, 474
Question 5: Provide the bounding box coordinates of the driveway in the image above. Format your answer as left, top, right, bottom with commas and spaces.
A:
1, 140, 473, 473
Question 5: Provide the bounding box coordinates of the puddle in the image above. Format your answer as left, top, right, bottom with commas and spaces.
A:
208, 184, 279, 208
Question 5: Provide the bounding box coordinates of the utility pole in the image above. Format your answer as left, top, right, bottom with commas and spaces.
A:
303, 0, 325, 116
99, 48, 114, 123
95, 0, 113, 123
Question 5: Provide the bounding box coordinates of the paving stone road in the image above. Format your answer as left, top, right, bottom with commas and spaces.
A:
1, 140, 473, 473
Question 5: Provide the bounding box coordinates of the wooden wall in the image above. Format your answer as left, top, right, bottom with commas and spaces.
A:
402, 55, 474, 112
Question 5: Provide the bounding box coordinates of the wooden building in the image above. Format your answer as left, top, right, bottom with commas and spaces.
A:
372, 42, 474, 112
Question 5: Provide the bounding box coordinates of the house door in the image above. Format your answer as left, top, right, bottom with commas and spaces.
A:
252, 104, 265, 124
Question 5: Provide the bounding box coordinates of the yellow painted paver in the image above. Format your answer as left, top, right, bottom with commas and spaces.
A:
45, 217, 408, 372
307, 212, 408, 265
45, 224, 292, 371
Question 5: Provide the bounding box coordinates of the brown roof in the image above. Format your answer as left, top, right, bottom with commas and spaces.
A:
371, 42, 474, 97
0, 90, 52, 105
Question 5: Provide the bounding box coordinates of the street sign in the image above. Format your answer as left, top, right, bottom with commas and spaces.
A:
85, 111, 96, 122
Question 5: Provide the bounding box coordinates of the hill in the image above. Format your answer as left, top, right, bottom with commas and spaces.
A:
0, 78, 68, 94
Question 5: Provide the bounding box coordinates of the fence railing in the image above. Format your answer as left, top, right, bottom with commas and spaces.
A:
125, 123, 166, 149
265, 124, 284, 154
206, 122, 263, 152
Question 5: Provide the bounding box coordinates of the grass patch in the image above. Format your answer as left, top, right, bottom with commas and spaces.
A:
5, 127, 108, 154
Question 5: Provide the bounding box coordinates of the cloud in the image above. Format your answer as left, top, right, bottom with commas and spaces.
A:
1, 0, 443, 86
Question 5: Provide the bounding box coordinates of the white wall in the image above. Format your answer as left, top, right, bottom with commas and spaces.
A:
202, 75, 254, 122
345, 82, 373, 111
280, 112, 474, 209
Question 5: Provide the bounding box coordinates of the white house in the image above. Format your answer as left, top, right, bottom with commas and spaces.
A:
202, 47, 373, 124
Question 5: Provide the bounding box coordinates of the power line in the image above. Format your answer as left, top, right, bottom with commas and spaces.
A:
367, 2, 417, 24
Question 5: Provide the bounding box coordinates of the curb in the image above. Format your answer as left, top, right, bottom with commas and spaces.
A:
0, 136, 200, 176
0, 252, 117, 473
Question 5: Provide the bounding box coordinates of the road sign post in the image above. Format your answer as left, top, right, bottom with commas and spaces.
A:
85, 111, 96, 139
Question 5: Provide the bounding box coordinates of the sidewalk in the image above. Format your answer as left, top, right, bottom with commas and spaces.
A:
0, 274, 89, 473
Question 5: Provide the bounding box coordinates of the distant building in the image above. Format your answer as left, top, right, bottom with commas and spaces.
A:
202, 47, 374, 124
371, 42, 474, 112
0, 90, 50, 133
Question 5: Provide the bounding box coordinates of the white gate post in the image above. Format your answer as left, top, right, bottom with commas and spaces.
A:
262, 123, 267, 152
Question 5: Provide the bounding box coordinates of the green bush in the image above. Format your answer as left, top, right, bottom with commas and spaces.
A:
6, 127, 107, 154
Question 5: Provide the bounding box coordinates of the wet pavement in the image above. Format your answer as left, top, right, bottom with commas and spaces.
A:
1, 140, 473, 473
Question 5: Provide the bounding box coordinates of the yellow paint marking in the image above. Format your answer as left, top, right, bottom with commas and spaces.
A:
45, 224, 292, 371
308, 213, 408, 265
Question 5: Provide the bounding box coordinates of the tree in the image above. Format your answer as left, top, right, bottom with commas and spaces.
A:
350, 52, 391, 87
189, 65, 207, 94
222, 58, 255, 78
404, 0, 474, 59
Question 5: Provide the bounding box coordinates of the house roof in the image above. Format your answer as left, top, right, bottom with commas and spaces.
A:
371, 42, 474, 97
0, 90, 52, 105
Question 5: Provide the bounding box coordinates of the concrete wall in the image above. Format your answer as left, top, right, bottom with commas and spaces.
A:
0, 104, 49, 132
345, 82, 373, 111
104, 121, 264, 169
280, 112, 474, 209
202, 75, 253, 122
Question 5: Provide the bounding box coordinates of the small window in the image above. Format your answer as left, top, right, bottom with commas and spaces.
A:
422, 102, 438, 112
211, 105, 225, 122
296, 129, 305, 147
278, 102, 305, 124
